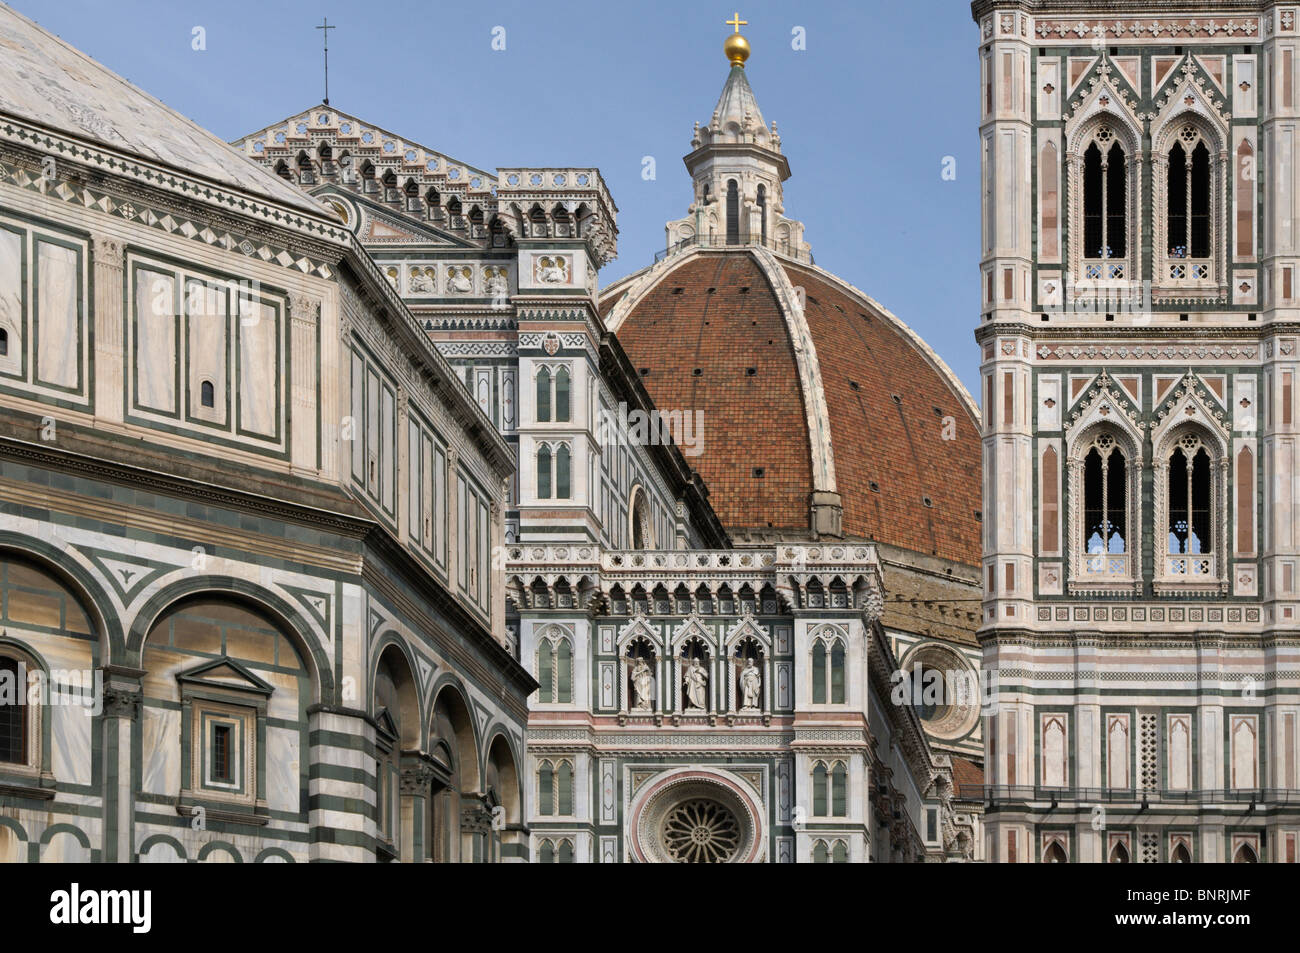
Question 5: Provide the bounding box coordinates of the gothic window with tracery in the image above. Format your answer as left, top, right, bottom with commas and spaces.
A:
811, 634, 846, 704
1166, 432, 1213, 558
1082, 126, 1127, 275
536, 632, 572, 704
1083, 433, 1127, 557
536, 759, 573, 816
812, 760, 848, 817
1167, 126, 1211, 264
1068, 426, 1140, 588
1157, 121, 1220, 285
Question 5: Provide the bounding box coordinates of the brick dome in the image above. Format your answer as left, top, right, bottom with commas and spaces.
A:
601, 248, 982, 566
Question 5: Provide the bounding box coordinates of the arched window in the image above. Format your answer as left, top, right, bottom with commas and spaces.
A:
536, 367, 552, 422
0, 327, 8, 356
537, 445, 552, 499
812, 840, 829, 864
813, 762, 828, 815
557, 839, 574, 863
1083, 433, 1127, 557
556, 639, 572, 703
537, 634, 572, 704
812, 641, 827, 703
536, 759, 573, 816
1233, 842, 1258, 863
297, 151, 314, 185
831, 762, 848, 816
756, 184, 767, 245
537, 640, 553, 703
1162, 123, 1215, 281
1171, 842, 1192, 863
1071, 427, 1140, 587
831, 840, 848, 863
726, 179, 740, 245
630, 486, 653, 550
1109, 841, 1130, 863
830, 641, 846, 704
1043, 841, 1068, 863
539, 838, 555, 863
555, 445, 571, 499
274, 159, 291, 180
554, 367, 570, 421
1167, 433, 1213, 556
1082, 129, 1127, 275
556, 760, 573, 815
200, 379, 215, 408
537, 760, 554, 816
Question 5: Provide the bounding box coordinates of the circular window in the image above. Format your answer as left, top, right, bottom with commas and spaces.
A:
661, 799, 741, 863
630, 770, 762, 863
900, 643, 980, 742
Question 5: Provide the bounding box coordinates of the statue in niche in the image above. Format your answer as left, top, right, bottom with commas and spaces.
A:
739, 657, 761, 711
446, 266, 473, 293
630, 656, 654, 712
409, 268, 434, 294
683, 657, 708, 710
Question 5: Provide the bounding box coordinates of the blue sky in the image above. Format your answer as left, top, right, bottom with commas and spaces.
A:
14, 0, 982, 393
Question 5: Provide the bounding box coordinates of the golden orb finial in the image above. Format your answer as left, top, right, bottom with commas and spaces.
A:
724, 11, 750, 67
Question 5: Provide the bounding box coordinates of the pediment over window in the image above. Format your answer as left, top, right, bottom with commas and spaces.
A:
671, 614, 712, 652
1064, 70, 1141, 137
1151, 373, 1229, 450
1151, 59, 1230, 150
1065, 372, 1144, 439
373, 706, 399, 744
175, 657, 274, 697
617, 612, 659, 652
724, 615, 768, 652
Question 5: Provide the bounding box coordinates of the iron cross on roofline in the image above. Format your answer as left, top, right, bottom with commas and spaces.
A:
316, 17, 335, 105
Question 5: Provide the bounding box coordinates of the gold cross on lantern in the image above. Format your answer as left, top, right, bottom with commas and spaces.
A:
726, 11, 747, 32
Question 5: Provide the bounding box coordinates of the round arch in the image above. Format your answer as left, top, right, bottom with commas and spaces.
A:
369, 633, 425, 748
196, 840, 243, 863
483, 727, 523, 825
137, 833, 187, 863
0, 534, 122, 661
125, 577, 331, 704
428, 675, 482, 793
253, 846, 296, 863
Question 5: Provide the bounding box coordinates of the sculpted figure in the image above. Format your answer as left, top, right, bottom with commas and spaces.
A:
631, 657, 654, 711
739, 657, 761, 711
683, 657, 708, 710
409, 269, 434, 294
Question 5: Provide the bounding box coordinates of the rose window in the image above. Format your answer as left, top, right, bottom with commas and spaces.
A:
661, 799, 741, 863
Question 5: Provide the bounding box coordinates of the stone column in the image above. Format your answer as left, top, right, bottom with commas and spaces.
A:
399, 753, 435, 862
288, 293, 320, 476
91, 235, 125, 424
307, 705, 373, 862
99, 665, 143, 863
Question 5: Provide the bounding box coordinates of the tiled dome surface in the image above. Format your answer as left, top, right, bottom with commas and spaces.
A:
605, 250, 982, 566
